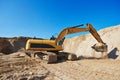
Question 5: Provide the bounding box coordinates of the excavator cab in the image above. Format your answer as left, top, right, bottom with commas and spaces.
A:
50, 35, 65, 46
50, 35, 56, 40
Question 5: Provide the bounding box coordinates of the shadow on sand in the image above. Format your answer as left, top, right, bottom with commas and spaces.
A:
108, 47, 119, 59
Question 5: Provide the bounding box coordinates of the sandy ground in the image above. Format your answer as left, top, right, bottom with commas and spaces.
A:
0, 25, 120, 80
0, 52, 120, 80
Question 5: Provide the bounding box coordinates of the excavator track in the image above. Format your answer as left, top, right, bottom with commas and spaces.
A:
57, 52, 77, 61
25, 51, 77, 63
42, 52, 57, 63
25, 51, 57, 63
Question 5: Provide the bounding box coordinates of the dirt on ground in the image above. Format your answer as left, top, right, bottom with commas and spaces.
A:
0, 52, 120, 80
0, 25, 120, 80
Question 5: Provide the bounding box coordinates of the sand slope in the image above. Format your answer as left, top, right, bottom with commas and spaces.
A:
63, 25, 120, 59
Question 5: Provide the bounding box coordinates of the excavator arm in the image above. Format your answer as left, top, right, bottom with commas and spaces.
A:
55, 23, 107, 55
55, 24, 88, 45
55, 23, 104, 45
87, 24, 104, 43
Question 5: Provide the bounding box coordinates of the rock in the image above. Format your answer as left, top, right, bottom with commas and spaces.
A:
18, 52, 27, 57
0, 53, 4, 56
68, 54, 77, 61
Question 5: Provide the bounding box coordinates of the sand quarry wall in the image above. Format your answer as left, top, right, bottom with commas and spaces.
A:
63, 25, 120, 59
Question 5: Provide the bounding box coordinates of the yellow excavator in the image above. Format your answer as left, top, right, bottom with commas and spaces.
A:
26, 23, 107, 63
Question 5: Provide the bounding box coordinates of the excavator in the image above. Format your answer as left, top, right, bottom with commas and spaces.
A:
26, 23, 107, 63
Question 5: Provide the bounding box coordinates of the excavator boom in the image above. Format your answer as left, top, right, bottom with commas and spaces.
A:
55, 27, 89, 45
55, 23, 104, 45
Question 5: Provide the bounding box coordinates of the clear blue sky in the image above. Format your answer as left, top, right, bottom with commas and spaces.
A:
0, 0, 120, 38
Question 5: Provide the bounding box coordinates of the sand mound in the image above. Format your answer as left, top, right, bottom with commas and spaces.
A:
0, 37, 44, 54
0, 38, 12, 54
0, 37, 29, 54
63, 25, 120, 59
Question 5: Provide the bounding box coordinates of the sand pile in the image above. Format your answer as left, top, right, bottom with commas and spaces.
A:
63, 25, 120, 59
0, 38, 11, 54
0, 37, 44, 54
0, 37, 29, 54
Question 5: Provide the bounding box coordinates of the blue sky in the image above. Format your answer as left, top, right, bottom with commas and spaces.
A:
0, 0, 120, 38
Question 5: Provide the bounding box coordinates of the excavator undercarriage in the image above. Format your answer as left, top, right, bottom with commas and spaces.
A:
25, 51, 77, 63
